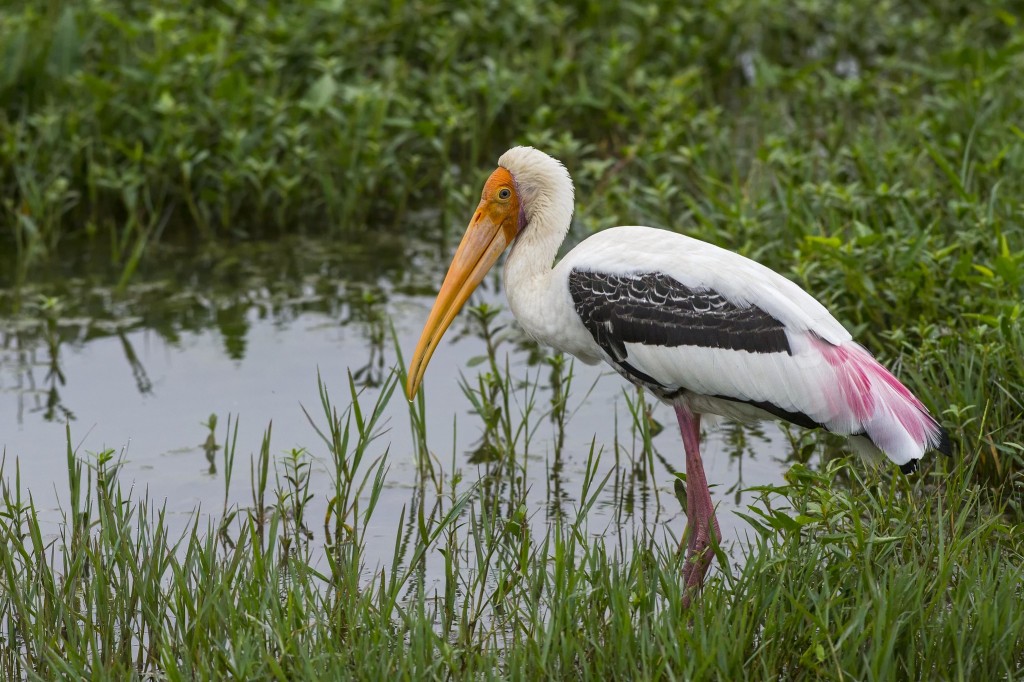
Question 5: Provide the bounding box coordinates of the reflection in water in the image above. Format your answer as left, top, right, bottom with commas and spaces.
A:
40, 299, 68, 420
346, 288, 389, 388
118, 332, 153, 395
0, 238, 408, 426
0, 235, 807, 587
216, 303, 250, 360
2, 316, 73, 424
201, 414, 220, 476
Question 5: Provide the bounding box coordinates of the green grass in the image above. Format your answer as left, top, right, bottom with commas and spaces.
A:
1, 369, 1022, 679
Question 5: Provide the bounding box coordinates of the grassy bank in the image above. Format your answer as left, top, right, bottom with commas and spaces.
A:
1, 374, 1022, 679
3, 1, 1023, 244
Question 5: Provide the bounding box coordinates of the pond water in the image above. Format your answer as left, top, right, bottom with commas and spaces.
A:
0, 233, 800, 575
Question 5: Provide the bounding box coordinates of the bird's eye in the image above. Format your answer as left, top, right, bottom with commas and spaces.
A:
498, 188, 511, 200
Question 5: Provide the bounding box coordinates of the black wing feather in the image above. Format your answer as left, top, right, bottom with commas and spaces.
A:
567, 270, 943, 471
568, 269, 837, 434
568, 270, 791, 359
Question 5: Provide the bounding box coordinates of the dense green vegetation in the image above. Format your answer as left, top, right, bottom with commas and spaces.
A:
1, 375, 1022, 679
2, 0, 1023, 678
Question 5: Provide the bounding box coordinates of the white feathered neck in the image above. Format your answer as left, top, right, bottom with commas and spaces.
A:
494, 146, 597, 358
498, 147, 575, 285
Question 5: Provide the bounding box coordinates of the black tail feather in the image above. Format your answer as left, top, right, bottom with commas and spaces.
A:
935, 426, 953, 457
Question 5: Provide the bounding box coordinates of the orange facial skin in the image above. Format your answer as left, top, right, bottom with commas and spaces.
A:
406, 168, 522, 399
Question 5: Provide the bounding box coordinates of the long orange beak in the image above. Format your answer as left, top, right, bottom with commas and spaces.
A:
406, 168, 522, 399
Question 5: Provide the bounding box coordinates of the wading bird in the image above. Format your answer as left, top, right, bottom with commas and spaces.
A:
406, 146, 950, 606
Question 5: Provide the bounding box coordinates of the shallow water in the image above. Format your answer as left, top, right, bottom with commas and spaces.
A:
0, 236, 799, 575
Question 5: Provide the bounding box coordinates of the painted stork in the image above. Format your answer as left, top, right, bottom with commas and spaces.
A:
406, 146, 950, 605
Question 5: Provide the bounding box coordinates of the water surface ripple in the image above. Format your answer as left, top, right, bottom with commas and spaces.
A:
0, 237, 797, 576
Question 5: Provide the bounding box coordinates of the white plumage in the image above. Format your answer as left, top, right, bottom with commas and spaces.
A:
496, 147, 945, 470
407, 145, 949, 606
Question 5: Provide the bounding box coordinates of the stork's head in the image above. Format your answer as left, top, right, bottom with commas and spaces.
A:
405, 146, 573, 399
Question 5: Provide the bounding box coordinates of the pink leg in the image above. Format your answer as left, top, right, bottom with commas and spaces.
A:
675, 403, 722, 609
